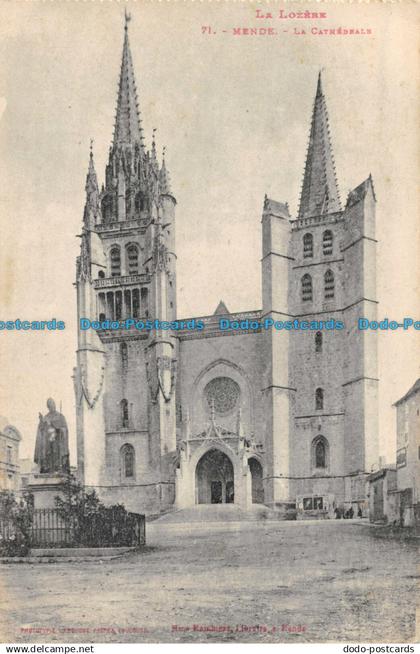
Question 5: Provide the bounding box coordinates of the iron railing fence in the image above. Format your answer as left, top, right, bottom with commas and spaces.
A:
0, 508, 145, 549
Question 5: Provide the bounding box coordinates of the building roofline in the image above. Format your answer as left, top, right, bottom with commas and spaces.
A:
367, 466, 396, 482
393, 378, 420, 407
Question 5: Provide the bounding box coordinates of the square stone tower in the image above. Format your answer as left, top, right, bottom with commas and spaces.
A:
286, 74, 379, 508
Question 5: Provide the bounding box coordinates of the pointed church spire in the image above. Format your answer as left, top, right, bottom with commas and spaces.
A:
113, 12, 143, 148
298, 72, 341, 220
79, 143, 98, 281
84, 141, 100, 226
214, 300, 229, 315
85, 140, 99, 197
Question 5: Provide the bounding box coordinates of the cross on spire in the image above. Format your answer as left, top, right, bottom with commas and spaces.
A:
124, 8, 131, 31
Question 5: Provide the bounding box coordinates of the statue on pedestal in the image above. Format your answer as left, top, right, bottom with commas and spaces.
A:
34, 398, 70, 474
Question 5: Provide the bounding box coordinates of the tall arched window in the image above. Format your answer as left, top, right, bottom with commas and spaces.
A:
106, 291, 115, 321
98, 292, 106, 321
315, 387, 324, 411
301, 274, 313, 302
126, 244, 139, 275
315, 331, 323, 353
120, 398, 129, 428
312, 436, 329, 469
303, 233, 313, 259
132, 289, 140, 319
141, 288, 149, 317
323, 230, 333, 255
110, 246, 121, 277
115, 290, 122, 320
120, 342, 128, 369
124, 289, 132, 318
135, 192, 147, 212
121, 444, 135, 479
324, 269, 335, 299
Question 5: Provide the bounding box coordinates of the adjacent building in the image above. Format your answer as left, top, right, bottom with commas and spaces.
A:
366, 465, 399, 524
394, 379, 420, 526
0, 417, 21, 492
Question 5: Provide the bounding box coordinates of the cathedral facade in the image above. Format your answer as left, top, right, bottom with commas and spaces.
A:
74, 21, 378, 516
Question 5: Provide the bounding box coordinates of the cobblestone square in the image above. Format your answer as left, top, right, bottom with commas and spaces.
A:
0, 518, 418, 643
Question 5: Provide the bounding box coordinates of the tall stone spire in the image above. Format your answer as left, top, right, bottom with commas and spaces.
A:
83, 141, 100, 227
78, 144, 99, 281
298, 73, 341, 220
113, 12, 143, 148
159, 148, 172, 195
85, 143, 99, 200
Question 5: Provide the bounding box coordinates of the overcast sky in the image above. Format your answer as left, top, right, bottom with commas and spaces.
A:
0, 2, 418, 464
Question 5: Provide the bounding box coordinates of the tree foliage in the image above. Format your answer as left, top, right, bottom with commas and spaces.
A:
54, 475, 139, 547
0, 491, 34, 556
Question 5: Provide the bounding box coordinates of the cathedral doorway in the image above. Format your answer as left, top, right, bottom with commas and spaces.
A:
248, 457, 264, 504
196, 449, 234, 504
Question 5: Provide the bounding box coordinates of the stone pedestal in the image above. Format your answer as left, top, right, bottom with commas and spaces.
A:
26, 473, 68, 509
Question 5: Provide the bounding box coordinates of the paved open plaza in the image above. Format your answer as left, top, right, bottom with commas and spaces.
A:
0, 513, 418, 644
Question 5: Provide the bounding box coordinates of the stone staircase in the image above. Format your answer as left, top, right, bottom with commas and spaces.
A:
152, 503, 283, 523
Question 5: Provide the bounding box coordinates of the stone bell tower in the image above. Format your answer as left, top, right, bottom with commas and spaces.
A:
287, 73, 378, 507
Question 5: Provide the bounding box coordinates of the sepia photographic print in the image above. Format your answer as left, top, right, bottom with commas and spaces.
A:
0, 0, 418, 650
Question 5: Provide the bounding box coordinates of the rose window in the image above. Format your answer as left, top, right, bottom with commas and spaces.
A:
204, 377, 240, 415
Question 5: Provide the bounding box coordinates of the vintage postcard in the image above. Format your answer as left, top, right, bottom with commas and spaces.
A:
0, 0, 418, 648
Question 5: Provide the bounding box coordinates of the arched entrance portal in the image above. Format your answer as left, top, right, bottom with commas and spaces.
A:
196, 449, 234, 504
248, 458, 264, 504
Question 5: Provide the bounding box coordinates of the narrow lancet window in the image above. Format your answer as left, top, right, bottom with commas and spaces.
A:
121, 399, 129, 428
323, 230, 333, 256
121, 444, 135, 479
315, 388, 324, 411
312, 436, 328, 469
110, 246, 121, 277
301, 274, 313, 302
127, 244, 139, 275
324, 269, 335, 299
303, 233, 313, 259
